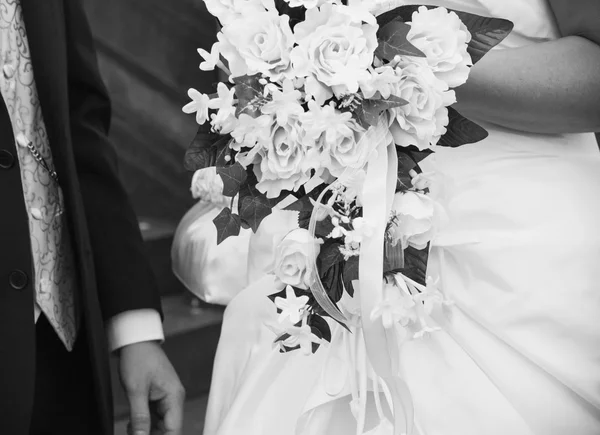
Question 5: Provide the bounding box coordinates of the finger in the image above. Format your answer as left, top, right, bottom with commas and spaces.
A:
159, 385, 186, 434
129, 391, 152, 435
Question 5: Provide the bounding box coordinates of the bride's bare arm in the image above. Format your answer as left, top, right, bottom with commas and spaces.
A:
453, 0, 600, 134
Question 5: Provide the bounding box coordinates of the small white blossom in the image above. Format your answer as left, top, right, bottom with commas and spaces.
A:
274, 285, 310, 324
182, 88, 211, 125
197, 43, 220, 71
261, 80, 305, 126
281, 317, 322, 355
209, 82, 237, 133
370, 280, 416, 329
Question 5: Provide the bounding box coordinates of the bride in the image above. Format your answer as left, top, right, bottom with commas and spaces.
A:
197, 0, 600, 433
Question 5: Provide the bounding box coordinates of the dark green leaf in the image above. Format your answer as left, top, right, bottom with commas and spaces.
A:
233, 75, 263, 117
403, 244, 429, 286
342, 255, 359, 297
217, 163, 247, 197
354, 95, 408, 128
375, 20, 425, 62
396, 150, 418, 192
376, 5, 513, 65
438, 107, 488, 147
318, 242, 345, 303
453, 11, 514, 64
408, 148, 433, 165
309, 315, 332, 343
212, 207, 241, 245
238, 180, 273, 232
184, 126, 232, 171
319, 241, 345, 271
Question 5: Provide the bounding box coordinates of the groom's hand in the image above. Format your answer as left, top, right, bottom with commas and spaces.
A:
118, 341, 185, 435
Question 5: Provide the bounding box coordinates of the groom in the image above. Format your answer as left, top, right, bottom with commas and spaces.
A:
0, 1, 184, 434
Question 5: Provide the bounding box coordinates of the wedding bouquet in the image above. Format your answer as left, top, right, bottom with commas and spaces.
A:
183, 0, 512, 354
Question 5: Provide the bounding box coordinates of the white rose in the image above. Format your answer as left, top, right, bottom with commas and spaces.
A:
190, 167, 233, 207
219, 9, 295, 81
407, 6, 472, 88
390, 191, 447, 250
274, 229, 322, 290
203, 0, 274, 25
231, 113, 273, 151
291, 4, 378, 104
303, 101, 369, 178
237, 115, 314, 198
389, 59, 456, 150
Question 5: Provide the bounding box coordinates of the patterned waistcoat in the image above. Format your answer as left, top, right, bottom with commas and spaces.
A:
0, 0, 78, 350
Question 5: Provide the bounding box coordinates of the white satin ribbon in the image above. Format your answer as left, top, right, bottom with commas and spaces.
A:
308, 118, 415, 434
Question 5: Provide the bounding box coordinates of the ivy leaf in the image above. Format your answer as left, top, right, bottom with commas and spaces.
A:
408, 148, 433, 165
319, 241, 345, 271
354, 95, 408, 128
212, 207, 241, 245
233, 75, 263, 117
437, 107, 488, 147
342, 255, 359, 297
317, 242, 345, 303
274, 0, 306, 29
375, 20, 425, 62
238, 181, 273, 232
309, 314, 332, 343
396, 150, 418, 192
376, 6, 513, 65
453, 11, 514, 64
402, 244, 429, 286
216, 163, 248, 197
184, 126, 232, 171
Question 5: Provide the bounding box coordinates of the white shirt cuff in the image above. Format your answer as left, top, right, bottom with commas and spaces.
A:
106, 309, 165, 352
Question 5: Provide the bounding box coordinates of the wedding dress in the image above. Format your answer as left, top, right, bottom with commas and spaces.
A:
201, 0, 600, 433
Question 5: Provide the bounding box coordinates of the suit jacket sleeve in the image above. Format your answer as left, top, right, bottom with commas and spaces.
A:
63, 0, 163, 321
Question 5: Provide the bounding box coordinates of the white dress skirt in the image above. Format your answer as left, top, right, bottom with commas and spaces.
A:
201, 0, 600, 433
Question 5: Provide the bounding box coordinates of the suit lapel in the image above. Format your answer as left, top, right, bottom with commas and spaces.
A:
20, 0, 70, 179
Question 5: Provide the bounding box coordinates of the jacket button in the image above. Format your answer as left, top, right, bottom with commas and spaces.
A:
0, 149, 15, 169
8, 270, 28, 290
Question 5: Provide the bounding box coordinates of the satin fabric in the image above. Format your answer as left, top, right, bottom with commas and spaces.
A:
171, 201, 252, 305
202, 0, 600, 433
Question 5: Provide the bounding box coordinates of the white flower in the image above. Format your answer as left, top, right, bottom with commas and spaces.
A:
261, 79, 305, 126
203, 0, 274, 25
197, 43, 220, 71
274, 285, 310, 324
190, 167, 230, 206
414, 276, 452, 315
219, 9, 295, 80
209, 82, 237, 134
390, 191, 447, 250
230, 113, 273, 151
182, 88, 211, 125
407, 6, 472, 88
273, 228, 322, 290
370, 280, 416, 329
238, 115, 314, 198
389, 59, 456, 150
291, 4, 378, 104
359, 65, 401, 99
284, 0, 336, 9
345, 217, 372, 245
302, 101, 369, 178
281, 318, 322, 355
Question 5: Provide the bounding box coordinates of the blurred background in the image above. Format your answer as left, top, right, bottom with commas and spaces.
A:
81, 0, 222, 433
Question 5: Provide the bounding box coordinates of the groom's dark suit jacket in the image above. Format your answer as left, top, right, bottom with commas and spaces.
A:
0, 1, 162, 434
